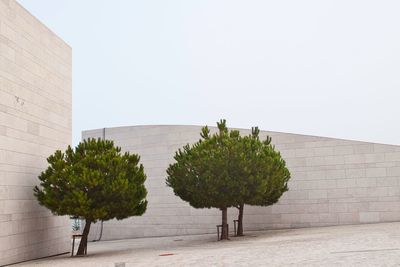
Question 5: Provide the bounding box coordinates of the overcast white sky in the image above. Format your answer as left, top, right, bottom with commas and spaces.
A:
19, 0, 400, 146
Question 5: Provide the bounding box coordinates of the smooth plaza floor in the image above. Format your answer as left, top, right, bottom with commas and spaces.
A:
15, 222, 400, 267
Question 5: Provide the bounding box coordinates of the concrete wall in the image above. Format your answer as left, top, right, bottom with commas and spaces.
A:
83, 125, 400, 241
0, 0, 71, 265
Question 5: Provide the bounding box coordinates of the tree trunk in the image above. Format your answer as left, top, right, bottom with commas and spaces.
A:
76, 219, 91, 256
220, 207, 229, 240
237, 204, 244, 236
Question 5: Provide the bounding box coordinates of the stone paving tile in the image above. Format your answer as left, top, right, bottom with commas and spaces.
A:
16, 222, 400, 267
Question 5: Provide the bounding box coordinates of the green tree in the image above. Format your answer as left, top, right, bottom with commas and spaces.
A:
234, 127, 290, 236
166, 120, 242, 240
34, 138, 147, 255
166, 120, 291, 238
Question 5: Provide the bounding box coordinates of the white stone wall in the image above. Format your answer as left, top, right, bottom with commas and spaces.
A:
83, 125, 400, 241
0, 0, 71, 265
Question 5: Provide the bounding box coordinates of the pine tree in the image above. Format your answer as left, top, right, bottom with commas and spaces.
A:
34, 138, 147, 255
166, 120, 242, 240
166, 120, 290, 238
234, 127, 290, 236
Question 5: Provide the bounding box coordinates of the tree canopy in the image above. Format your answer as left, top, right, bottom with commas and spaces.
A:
34, 138, 147, 255
166, 120, 290, 239
166, 120, 242, 239
234, 127, 290, 235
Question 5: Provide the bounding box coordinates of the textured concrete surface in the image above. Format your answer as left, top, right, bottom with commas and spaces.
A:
82, 125, 400, 241
0, 0, 72, 265
14, 222, 400, 266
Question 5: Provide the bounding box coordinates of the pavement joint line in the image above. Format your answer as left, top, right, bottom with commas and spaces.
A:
331, 248, 400, 254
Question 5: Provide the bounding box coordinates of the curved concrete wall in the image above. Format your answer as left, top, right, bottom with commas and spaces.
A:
0, 1, 71, 265
82, 125, 400, 241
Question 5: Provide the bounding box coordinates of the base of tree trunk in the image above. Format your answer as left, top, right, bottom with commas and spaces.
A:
76, 219, 91, 256
220, 208, 229, 240
237, 204, 244, 236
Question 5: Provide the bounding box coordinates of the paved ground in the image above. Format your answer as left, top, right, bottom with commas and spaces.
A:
16, 222, 400, 267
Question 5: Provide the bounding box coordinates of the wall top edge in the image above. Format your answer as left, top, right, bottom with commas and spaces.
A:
81, 124, 400, 148
15, 0, 71, 49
